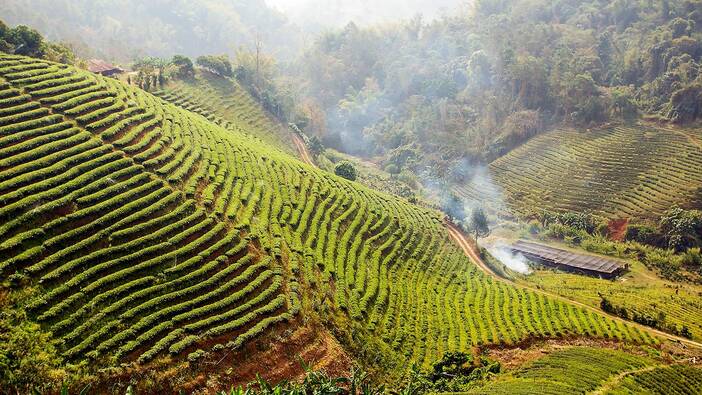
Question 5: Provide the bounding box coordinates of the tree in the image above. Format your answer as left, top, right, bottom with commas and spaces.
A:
666, 83, 702, 123
625, 223, 663, 246
470, 207, 491, 241
669, 18, 693, 39
0, 23, 12, 53
428, 351, 473, 381
196, 55, 232, 77
334, 161, 357, 181
659, 207, 702, 251
468, 50, 493, 90
42, 42, 75, 64
0, 20, 77, 64
567, 73, 607, 124
308, 136, 325, 157
172, 55, 194, 79
7, 25, 44, 57
610, 86, 638, 121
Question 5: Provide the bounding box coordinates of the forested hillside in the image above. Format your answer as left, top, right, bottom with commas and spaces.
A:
286, 0, 702, 181
0, 0, 301, 60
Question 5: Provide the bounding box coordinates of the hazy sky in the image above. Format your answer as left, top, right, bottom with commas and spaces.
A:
264, 0, 465, 29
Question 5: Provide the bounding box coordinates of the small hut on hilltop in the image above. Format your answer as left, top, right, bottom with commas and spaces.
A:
87, 59, 124, 76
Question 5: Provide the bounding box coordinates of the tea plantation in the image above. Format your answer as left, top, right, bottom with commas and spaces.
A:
0, 54, 655, 372
469, 346, 702, 395
457, 126, 702, 219
153, 72, 294, 154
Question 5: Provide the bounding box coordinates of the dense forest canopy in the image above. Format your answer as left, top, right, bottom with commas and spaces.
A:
283, 0, 702, 183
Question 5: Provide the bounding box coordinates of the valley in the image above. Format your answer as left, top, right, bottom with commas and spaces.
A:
2, 0, 702, 393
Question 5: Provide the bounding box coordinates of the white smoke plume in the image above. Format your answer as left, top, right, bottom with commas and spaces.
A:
486, 242, 531, 274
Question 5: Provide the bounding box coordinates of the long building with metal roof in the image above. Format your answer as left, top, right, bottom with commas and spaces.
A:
510, 240, 627, 279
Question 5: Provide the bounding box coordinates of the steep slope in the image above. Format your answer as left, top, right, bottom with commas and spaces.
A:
0, 54, 655, 384
457, 125, 702, 219
153, 72, 296, 155
0, 54, 295, 366
469, 346, 702, 395
605, 364, 702, 394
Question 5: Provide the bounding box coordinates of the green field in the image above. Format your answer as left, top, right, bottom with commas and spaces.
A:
0, 54, 661, 382
153, 72, 295, 154
518, 254, 702, 341
469, 346, 702, 395
607, 364, 702, 394
154, 74, 421, 202
456, 125, 702, 219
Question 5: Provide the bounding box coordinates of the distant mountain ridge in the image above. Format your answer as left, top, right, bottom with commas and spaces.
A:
0, 0, 302, 61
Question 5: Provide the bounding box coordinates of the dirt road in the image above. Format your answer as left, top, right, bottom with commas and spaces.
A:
291, 133, 315, 167
444, 220, 702, 350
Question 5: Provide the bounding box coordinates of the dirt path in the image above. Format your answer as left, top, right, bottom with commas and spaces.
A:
443, 221, 702, 350
445, 222, 493, 275
291, 133, 315, 167
588, 365, 661, 395
672, 128, 702, 150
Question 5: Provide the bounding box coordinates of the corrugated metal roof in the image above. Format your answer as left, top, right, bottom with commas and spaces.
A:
87, 59, 123, 74
511, 240, 624, 274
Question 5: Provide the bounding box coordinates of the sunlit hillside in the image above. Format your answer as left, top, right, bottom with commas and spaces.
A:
457, 125, 702, 219
3, 0, 702, 393
469, 346, 702, 395
1, 54, 662, 391
154, 71, 295, 154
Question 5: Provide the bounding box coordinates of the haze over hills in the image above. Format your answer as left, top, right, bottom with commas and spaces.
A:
264, 0, 465, 31
2, 0, 702, 393
0, 0, 301, 60
0, 0, 464, 61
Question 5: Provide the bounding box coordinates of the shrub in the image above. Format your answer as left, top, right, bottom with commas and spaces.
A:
544, 223, 570, 240
681, 247, 702, 267
334, 160, 357, 181
187, 349, 207, 363
307, 135, 324, 157
625, 223, 663, 247
527, 220, 541, 234
384, 163, 400, 175
196, 55, 232, 77
171, 55, 194, 79
659, 207, 702, 251
0, 310, 65, 392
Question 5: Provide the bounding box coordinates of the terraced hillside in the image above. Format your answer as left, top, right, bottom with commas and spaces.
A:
153, 72, 295, 155
607, 364, 702, 394
456, 126, 702, 219
0, 54, 296, 365
469, 346, 702, 395
523, 255, 702, 341
0, 54, 655, 376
